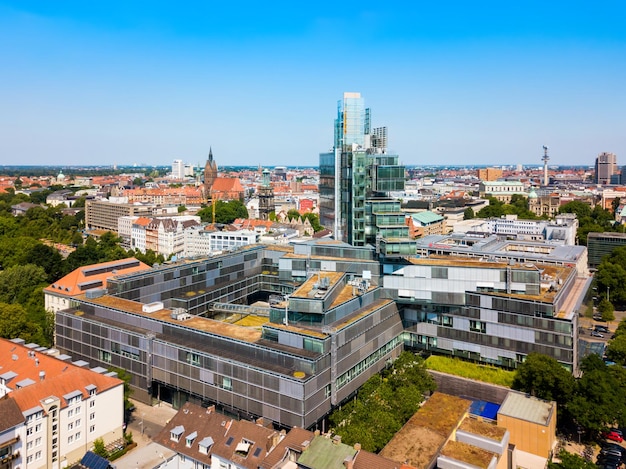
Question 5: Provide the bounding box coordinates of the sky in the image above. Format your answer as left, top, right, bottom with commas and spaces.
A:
1, 1, 625, 168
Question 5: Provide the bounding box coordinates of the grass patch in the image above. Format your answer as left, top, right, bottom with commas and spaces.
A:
425, 356, 515, 387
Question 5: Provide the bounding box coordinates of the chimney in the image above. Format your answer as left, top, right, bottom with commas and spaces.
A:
206, 405, 215, 414
343, 455, 355, 469
39, 371, 45, 381
353, 443, 361, 451
332, 435, 342, 445
256, 417, 264, 426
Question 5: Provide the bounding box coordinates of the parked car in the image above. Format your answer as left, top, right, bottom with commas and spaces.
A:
594, 315, 607, 322
595, 325, 610, 333
602, 430, 624, 443
591, 330, 605, 338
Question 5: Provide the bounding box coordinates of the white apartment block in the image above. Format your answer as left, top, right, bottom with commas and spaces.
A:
183, 226, 259, 258
0, 338, 124, 469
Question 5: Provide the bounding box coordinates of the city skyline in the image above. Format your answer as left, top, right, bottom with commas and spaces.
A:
1, 1, 625, 167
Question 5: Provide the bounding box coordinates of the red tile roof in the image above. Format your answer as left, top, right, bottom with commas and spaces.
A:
0, 338, 123, 413
44, 257, 151, 297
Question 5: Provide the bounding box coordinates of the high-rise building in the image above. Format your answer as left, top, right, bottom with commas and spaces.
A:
172, 159, 185, 179
319, 92, 413, 257
595, 152, 617, 185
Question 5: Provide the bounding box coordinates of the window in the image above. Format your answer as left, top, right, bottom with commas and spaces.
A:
90, 400, 95, 408
186, 352, 200, 366
90, 425, 95, 433
68, 409, 74, 417
222, 377, 232, 391
469, 320, 486, 334
99, 350, 111, 363
27, 441, 33, 450
35, 451, 42, 460
76, 431, 81, 440
441, 316, 453, 327
35, 437, 41, 446
68, 422, 74, 431
68, 435, 74, 444
90, 412, 95, 421
27, 427, 33, 436
27, 455, 33, 464
76, 418, 81, 427
35, 423, 41, 432
76, 407, 81, 414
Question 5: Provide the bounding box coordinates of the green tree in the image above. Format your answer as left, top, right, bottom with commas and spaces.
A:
0, 303, 43, 343
463, 207, 475, 220
605, 335, 626, 365
598, 298, 615, 322
178, 205, 187, 213
548, 449, 597, 469
512, 353, 575, 406
92, 438, 108, 458
0, 264, 48, 304
559, 201, 592, 220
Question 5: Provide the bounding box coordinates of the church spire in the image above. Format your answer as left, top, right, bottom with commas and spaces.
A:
208, 147, 213, 162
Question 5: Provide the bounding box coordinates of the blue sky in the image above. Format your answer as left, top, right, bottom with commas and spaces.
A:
1, 1, 625, 168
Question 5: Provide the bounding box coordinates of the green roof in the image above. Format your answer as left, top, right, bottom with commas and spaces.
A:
411, 211, 444, 225
296, 436, 357, 469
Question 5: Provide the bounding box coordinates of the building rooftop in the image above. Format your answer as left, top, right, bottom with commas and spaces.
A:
44, 257, 151, 297
439, 440, 497, 469
380, 392, 471, 468
296, 435, 357, 469
0, 338, 123, 413
498, 391, 555, 426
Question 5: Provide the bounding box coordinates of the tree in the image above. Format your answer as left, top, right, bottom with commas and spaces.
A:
463, 207, 475, 220
605, 335, 626, 365
512, 353, 575, 407
548, 449, 597, 469
178, 205, 187, 213
559, 201, 592, 220
109, 367, 134, 410
598, 298, 615, 322
0, 264, 48, 304
92, 438, 108, 458
0, 303, 43, 343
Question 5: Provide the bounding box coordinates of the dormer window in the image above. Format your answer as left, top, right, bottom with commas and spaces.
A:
185, 431, 197, 448
235, 439, 254, 457
85, 384, 97, 396
198, 436, 214, 455
170, 425, 184, 442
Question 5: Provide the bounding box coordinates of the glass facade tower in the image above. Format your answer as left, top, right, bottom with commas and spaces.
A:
319, 92, 415, 257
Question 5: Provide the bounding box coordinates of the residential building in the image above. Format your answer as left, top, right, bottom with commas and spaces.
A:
595, 152, 617, 185
0, 337, 124, 468
319, 92, 413, 257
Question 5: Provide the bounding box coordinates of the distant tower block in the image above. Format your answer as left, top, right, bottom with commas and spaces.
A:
542, 145, 550, 186
258, 168, 275, 220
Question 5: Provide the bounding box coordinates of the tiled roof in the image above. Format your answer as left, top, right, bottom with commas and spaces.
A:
44, 257, 150, 297
0, 338, 123, 413
0, 397, 25, 432
155, 402, 278, 469
260, 427, 314, 469
211, 178, 244, 193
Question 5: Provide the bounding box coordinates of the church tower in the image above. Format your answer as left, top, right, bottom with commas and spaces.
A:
203, 148, 218, 196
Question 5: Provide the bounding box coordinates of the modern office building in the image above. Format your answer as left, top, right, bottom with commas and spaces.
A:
595, 152, 618, 185
172, 159, 185, 180
587, 231, 626, 268
52, 232, 590, 431
54, 242, 403, 429
85, 198, 156, 233
319, 92, 413, 257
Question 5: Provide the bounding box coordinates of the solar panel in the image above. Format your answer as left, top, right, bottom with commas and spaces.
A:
80, 451, 110, 469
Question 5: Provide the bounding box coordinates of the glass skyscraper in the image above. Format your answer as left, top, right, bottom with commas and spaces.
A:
320, 92, 414, 257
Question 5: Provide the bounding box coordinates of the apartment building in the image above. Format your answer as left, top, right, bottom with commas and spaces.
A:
85, 198, 155, 233
478, 181, 527, 203
0, 338, 124, 468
